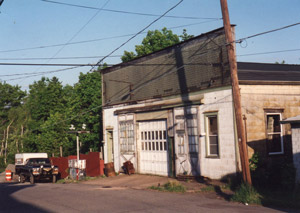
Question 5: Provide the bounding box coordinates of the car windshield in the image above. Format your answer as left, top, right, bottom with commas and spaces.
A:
27, 158, 50, 166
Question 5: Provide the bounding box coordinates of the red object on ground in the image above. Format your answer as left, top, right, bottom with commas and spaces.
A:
79, 152, 102, 177
51, 152, 103, 178
99, 160, 104, 176
50, 157, 69, 179
5, 170, 11, 181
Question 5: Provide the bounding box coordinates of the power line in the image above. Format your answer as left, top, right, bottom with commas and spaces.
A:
0, 55, 123, 61
2, 66, 82, 81
234, 22, 300, 44
40, 0, 221, 20
0, 20, 218, 54
39, 0, 111, 66
91, 0, 185, 71
237, 48, 300, 57
0, 62, 216, 67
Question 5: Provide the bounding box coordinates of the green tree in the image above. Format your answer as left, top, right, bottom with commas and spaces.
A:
37, 112, 71, 157
69, 71, 102, 153
0, 82, 26, 122
121, 28, 193, 62
26, 77, 66, 130
0, 82, 26, 164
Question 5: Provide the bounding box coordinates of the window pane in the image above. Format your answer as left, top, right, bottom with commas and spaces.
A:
267, 115, 281, 133
210, 136, 218, 145
209, 136, 218, 155
268, 133, 282, 153
210, 144, 219, 155
208, 116, 218, 135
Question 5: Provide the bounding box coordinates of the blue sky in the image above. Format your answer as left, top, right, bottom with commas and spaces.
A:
0, 0, 299, 90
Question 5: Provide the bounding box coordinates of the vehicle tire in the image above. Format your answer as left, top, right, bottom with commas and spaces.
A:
52, 175, 56, 183
19, 174, 25, 183
30, 174, 35, 184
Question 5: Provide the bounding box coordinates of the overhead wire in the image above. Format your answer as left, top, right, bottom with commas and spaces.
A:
2, 21, 300, 70
90, 0, 185, 71
237, 48, 300, 57
0, 20, 219, 54
234, 22, 300, 44
2, 20, 300, 85
44, 0, 111, 62
2, 66, 83, 81
40, 0, 221, 20
0, 55, 123, 61
11, 0, 111, 87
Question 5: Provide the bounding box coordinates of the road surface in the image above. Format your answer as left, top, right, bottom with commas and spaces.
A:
0, 182, 283, 213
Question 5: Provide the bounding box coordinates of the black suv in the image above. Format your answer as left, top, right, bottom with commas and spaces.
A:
15, 158, 59, 184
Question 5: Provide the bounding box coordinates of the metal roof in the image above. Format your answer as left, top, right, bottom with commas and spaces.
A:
281, 115, 300, 124
238, 62, 300, 82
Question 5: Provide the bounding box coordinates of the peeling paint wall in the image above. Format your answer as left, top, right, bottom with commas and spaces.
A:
240, 85, 300, 158
103, 87, 238, 180
199, 88, 237, 179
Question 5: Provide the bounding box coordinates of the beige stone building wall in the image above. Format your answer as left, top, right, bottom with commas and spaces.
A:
240, 84, 300, 158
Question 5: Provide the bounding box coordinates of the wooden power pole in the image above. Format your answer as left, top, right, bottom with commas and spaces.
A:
220, 0, 252, 185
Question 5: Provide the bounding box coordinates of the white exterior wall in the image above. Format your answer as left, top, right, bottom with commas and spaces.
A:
199, 88, 237, 179
103, 88, 238, 179
103, 107, 120, 170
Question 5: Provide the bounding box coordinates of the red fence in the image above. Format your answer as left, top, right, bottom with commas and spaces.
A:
51, 152, 104, 179
50, 157, 69, 178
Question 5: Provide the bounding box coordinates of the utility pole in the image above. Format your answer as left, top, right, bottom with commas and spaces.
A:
220, 0, 252, 185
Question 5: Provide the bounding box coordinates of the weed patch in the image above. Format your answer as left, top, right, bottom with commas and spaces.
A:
149, 181, 186, 193
200, 185, 215, 192
231, 183, 261, 204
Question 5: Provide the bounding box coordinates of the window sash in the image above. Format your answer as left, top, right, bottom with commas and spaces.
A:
119, 120, 134, 153
205, 114, 219, 157
266, 113, 284, 155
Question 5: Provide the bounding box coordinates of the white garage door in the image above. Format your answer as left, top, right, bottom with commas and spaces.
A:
138, 120, 168, 176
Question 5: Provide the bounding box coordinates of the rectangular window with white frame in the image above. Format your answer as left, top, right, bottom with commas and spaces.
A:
205, 112, 219, 157
266, 113, 284, 155
119, 115, 135, 153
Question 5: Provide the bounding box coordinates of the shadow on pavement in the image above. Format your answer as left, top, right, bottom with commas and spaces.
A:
0, 182, 49, 212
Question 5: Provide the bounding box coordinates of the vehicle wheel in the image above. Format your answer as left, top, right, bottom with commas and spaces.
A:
30, 174, 35, 184
52, 175, 56, 183
19, 174, 25, 183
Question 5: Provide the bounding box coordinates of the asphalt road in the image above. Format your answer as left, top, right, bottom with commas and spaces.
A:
0, 182, 283, 213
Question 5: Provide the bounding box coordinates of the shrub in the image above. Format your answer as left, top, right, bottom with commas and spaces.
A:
231, 183, 261, 204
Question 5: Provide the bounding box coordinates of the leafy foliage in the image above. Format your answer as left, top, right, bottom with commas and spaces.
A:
231, 183, 261, 204
249, 152, 296, 190
121, 28, 193, 62
0, 82, 26, 122
70, 71, 102, 153
0, 70, 103, 165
